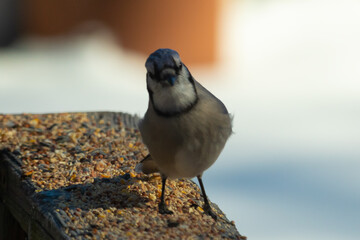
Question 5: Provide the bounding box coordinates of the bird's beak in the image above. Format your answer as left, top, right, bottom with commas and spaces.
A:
167, 75, 176, 86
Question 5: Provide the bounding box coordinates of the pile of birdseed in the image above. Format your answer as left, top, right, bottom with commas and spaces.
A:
0, 112, 245, 239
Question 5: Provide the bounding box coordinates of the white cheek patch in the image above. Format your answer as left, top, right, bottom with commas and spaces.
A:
148, 76, 197, 113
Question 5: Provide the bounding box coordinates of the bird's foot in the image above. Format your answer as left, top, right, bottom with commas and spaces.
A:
203, 204, 217, 221
159, 202, 173, 215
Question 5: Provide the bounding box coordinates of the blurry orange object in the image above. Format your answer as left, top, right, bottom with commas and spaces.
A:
24, 0, 219, 65
105, 0, 219, 64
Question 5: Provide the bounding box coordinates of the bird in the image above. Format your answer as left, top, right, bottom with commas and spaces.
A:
136, 48, 232, 220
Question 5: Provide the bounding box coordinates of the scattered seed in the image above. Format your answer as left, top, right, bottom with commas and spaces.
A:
0, 113, 243, 239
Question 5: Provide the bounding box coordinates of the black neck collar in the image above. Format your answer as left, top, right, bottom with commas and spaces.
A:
147, 76, 198, 118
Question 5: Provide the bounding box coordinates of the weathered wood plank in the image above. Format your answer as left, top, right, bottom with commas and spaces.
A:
0, 201, 27, 240
1, 150, 69, 240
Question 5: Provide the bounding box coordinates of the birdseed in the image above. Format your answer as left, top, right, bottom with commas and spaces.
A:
0, 113, 246, 239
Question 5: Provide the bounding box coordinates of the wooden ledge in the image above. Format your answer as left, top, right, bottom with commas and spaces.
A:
0, 112, 246, 239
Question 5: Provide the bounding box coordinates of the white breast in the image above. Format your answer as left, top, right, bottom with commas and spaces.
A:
147, 75, 197, 114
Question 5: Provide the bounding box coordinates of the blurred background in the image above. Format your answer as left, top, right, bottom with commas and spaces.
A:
1, 0, 360, 239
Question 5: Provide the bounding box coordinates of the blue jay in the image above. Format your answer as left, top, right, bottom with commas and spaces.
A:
136, 48, 232, 220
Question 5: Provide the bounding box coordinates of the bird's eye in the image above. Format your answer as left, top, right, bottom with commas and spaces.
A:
145, 61, 156, 78
148, 72, 155, 79
175, 63, 182, 74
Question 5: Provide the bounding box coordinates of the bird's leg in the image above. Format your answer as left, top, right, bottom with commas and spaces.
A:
158, 174, 173, 215
197, 175, 217, 220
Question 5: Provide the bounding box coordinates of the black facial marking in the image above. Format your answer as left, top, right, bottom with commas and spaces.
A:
147, 72, 155, 79
146, 49, 181, 81
145, 49, 199, 117
150, 74, 199, 118
152, 96, 199, 118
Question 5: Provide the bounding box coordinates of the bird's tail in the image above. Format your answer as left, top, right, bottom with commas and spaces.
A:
135, 154, 159, 174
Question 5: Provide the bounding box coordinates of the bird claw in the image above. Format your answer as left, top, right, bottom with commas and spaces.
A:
203, 204, 217, 220
159, 202, 173, 215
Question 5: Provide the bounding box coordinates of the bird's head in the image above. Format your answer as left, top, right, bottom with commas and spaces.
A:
145, 48, 198, 117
